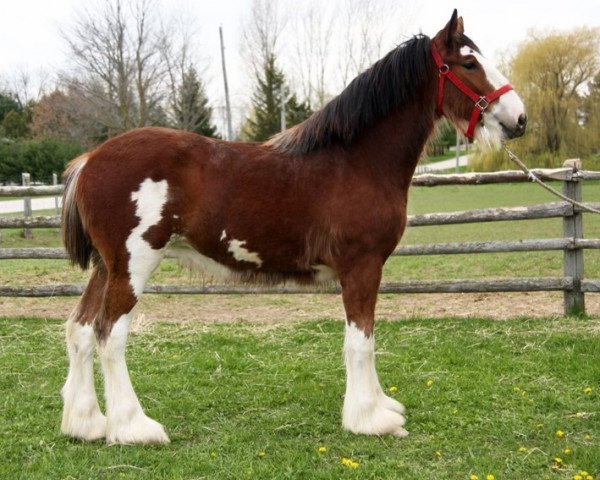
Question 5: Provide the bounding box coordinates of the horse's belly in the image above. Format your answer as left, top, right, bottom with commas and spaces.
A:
166, 237, 337, 285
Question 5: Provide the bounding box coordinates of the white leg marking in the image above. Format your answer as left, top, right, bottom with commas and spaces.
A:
99, 314, 169, 444
342, 322, 408, 437
126, 178, 169, 298
61, 313, 106, 441
227, 238, 263, 267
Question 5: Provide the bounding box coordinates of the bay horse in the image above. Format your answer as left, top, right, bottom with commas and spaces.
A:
60, 10, 526, 444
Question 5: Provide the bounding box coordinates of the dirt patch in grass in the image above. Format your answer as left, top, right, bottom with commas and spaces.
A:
1, 291, 598, 324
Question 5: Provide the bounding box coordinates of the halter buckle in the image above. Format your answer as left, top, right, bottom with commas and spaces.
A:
475, 97, 490, 111
439, 64, 450, 76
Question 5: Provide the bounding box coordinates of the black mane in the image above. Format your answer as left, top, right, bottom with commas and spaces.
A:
268, 35, 434, 155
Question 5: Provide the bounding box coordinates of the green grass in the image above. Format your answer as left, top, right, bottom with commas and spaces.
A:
1, 316, 599, 479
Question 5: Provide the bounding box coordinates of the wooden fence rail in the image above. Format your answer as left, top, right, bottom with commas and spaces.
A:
1, 162, 599, 315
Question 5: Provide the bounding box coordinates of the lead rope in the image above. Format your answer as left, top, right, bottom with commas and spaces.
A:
503, 143, 600, 215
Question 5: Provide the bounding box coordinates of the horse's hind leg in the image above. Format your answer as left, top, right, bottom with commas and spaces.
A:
97, 247, 169, 445
61, 266, 107, 441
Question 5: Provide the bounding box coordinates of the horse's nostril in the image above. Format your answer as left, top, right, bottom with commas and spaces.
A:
518, 114, 527, 127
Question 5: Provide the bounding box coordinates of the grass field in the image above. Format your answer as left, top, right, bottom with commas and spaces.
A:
1, 315, 599, 479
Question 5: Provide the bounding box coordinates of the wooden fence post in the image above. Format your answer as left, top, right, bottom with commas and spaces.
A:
53, 173, 59, 215
562, 159, 584, 315
21, 173, 33, 239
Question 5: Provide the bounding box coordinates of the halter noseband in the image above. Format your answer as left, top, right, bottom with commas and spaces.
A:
431, 43, 513, 139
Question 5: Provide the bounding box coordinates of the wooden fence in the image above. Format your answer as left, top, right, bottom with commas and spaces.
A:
1, 161, 600, 315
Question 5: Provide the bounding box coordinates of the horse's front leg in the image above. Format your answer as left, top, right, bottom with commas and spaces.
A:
338, 256, 408, 437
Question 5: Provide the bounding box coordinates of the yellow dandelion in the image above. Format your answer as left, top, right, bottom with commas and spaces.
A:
583, 387, 593, 394
574, 476, 583, 480
518, 446, 527, 452
576, 412, 584, 418
556, 430, 565, 439
389, 386, 398, 393
554, 457, 563, 464
257, 451, 266, 458
586, 476, 593, 480
341, 457, 359, 468
580, 472, 589, 477
564, 447, 571, 454
486, 474, 495, 480
318, 446, 327, 453
514, 386, 521, 392
426, 379, 434, 387
435, 450, 442, 457
584, 434, 591, 441
552, 465, 560, 471
210, 451, 217, 458
521, 390, 527, 397
470, 475, 479, 480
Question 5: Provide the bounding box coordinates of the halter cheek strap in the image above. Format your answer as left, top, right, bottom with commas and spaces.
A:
431, 43, 513, 139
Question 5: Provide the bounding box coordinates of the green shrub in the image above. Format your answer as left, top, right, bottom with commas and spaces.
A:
0, 138, 83, 184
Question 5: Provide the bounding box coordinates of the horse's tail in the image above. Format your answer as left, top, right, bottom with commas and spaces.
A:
62, 154, 94, 270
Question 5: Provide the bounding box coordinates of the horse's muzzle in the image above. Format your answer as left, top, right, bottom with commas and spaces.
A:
502, 113, 527, 139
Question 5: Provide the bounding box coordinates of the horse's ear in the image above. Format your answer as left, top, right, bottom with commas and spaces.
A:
444, 9, 464, 47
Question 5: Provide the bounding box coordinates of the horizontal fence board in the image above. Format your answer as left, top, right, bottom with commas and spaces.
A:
582, 280, 600, 293
411, 168, 574, 186
0, 216, 61, 228
0, 185, 63, 197
0, 277, 577, 297
393, 238, 600, 256
0, 248, 68, 259
407, 202, 573, 226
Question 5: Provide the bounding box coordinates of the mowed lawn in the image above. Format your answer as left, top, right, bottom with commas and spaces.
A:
0, 316, 599, 479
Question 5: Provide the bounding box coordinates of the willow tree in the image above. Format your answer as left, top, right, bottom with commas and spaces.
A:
510, 27, 600, 157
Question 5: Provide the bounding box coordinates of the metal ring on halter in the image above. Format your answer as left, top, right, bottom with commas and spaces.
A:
439, 64, 450, 75
475, 97, 490, 111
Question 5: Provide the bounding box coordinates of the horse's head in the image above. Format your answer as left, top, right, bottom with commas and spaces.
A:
432, 10, 526, 148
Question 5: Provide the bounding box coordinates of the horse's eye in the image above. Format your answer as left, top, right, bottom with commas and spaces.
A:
462, 61, 477, 71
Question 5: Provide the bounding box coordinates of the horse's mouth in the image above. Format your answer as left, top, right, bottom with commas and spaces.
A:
500, 121, 526, 140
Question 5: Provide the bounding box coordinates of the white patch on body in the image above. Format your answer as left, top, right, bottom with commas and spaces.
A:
61, 314, 106, 441
312, 264, 337, 283
168, 237, 235, 280
342, 321, 407, 436
220, 230, 227, 241
228, 238, 263, 267
126, 178, 169, 298
459, 46, 526, 150
98, 313, 169, 444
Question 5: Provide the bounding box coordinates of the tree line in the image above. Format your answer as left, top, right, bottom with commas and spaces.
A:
1, 0, 599, 183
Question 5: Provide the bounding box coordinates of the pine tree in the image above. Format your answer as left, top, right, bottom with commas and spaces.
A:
244, 54, 312, 141
173, 66, 218, 138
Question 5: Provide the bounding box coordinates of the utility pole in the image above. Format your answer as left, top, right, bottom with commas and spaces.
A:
280, 85, 286, 132
219, 26, 233, 141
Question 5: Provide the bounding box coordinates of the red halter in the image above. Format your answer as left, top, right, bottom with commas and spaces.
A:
431, 43, 513, 139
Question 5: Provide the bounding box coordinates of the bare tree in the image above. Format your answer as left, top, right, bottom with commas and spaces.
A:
241, 0, 287, 77
62, 0, 168, 135
290, 2, 334, 109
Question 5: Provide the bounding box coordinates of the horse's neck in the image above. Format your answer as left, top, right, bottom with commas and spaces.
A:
353, 94, 437, 187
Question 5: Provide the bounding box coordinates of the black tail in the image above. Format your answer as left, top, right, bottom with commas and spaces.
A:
61, 155, 94, 270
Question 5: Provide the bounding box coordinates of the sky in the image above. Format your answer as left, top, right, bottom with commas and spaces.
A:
0, 0, 598, 132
